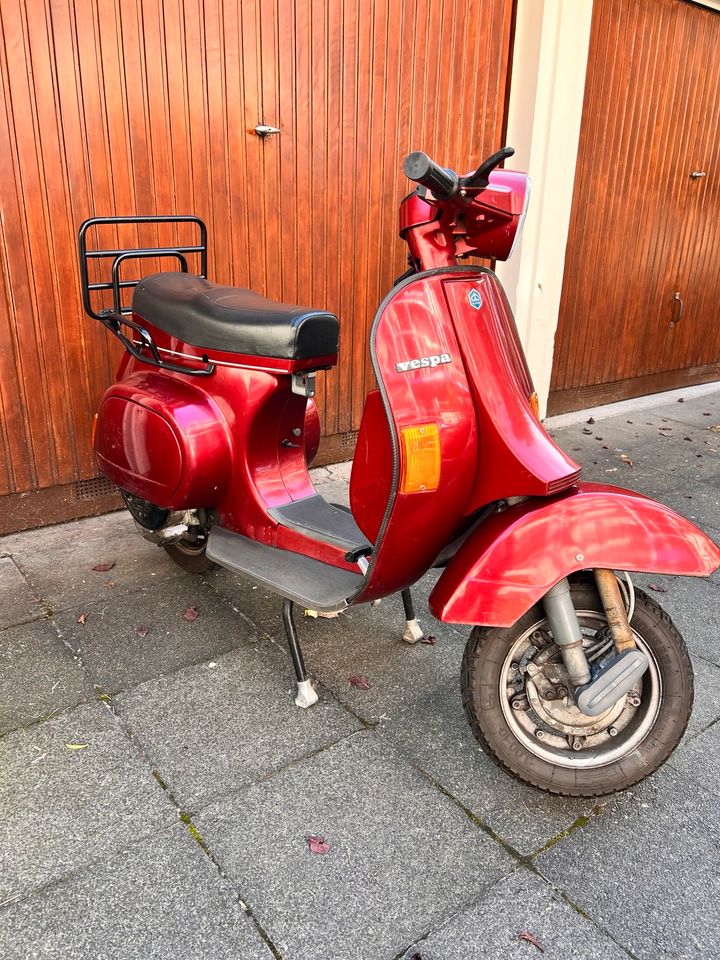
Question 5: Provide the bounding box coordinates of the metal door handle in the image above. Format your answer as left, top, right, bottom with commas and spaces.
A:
255, 124, 280, 137
690, 170, 706, 179
670, 291, 684, 328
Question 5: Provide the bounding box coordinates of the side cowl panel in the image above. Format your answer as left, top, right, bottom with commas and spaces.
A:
429, 482, 720, 627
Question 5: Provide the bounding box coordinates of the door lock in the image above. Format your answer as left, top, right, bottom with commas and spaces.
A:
689, 170, 707, 179
255, 124, 281, 137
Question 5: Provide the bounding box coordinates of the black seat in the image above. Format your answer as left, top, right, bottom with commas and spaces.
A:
132, 273, 339, 360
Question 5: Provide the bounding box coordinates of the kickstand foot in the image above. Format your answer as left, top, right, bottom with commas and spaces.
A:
401, 588, 425, 644
295, 678, 319, 709
282, 599, 318, 708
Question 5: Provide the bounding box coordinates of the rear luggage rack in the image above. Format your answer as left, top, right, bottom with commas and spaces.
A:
77, 215, 214, 377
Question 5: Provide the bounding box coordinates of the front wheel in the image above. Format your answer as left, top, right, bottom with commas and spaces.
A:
461, 580, 693, 797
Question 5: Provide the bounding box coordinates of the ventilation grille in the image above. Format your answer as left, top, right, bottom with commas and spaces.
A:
547, 470, 582, 495
339, 430, 359, 449
73, 476, 118, 501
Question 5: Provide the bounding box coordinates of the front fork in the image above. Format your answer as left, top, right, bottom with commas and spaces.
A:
542, 570, 647, 716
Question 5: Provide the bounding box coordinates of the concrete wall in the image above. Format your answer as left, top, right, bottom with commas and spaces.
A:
496, 0, 594, 417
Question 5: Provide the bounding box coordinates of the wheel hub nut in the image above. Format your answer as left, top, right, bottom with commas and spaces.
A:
608, 726, 619, 737
534, 729, 545, 739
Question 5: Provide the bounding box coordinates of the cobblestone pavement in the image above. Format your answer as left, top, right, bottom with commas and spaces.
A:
1, 386, 719, 959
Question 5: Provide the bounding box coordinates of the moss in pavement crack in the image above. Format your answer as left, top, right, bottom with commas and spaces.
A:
531, 804, 604, 858
179, 811, 211, 855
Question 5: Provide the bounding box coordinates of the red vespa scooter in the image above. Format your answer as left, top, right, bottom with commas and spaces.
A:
78, 146, 720, 797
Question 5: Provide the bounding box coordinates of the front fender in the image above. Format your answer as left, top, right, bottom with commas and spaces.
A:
429, 482, 720, 627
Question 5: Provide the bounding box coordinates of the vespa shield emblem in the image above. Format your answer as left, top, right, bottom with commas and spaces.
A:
467, 288, 482, 310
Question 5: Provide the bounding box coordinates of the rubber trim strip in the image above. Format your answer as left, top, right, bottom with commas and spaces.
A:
347, 263, 493, 603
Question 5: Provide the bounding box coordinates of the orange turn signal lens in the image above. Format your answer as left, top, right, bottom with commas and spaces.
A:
528, 391, 540, 420
399, 423, 441, 493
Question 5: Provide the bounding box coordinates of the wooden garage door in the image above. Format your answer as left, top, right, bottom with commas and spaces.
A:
549, 0, 720, 415
0, 0, 514, 532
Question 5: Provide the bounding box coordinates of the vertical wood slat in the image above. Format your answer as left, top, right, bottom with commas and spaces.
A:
0, 0, 513, 502
551, 0, 720, 407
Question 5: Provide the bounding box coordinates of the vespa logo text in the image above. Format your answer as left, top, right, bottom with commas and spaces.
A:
395, 353, 452, 373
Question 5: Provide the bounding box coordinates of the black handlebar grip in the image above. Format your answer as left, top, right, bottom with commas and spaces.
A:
403, 152, 459, 198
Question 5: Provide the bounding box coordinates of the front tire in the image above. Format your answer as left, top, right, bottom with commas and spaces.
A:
461, 580, 693, 797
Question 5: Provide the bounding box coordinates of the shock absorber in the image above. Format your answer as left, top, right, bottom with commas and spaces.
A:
542, 578, 591, 687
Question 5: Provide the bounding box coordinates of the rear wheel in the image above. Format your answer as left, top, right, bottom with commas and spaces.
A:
162, 528, 212, 573
121, 489, 212, 574
461, 580, 693, 797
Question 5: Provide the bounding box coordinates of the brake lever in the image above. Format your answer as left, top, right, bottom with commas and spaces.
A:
460, 146, 515, 191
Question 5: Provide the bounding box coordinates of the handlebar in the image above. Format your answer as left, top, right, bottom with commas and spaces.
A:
402, 152, 459, 198
403, 145, 515, 196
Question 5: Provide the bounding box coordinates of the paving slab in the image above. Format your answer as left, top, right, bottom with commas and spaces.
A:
549, 413, 720, 494
0, 619, 93, 735
656, 483, 720, 538
0, 702, 176, 902
632, 574, 720, 666
538, 769, 720, 960
195, 731, 512, 960
233, 585, 613, 857
400, 869, 629, 960
114, 645, 363, 810
380, 667, 610, 858
0, 825, 272, 960
207, 568, 295, 642
0, 512, 192, 613
55, 578, 250, 694
685, 655, 720, 740
668, 717, 720, 794
0, 555, 48, 629
650, 393, 720, 429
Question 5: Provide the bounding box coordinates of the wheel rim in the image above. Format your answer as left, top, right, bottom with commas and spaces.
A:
169, 530, 208, 556
499, 609, 662, 769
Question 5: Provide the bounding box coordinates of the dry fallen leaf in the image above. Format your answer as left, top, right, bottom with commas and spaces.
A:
420, 635, 437, 645
136, 625, 150, 638
77, 612, 89, 625
348, 674, 370, 690
518, 931, 545, 953
647, 583, 668, 593
92, 562, 116, 572
182, 606, 199, 622
586, 416, 595, 424
582, 427, 593, 435
619, 453, 634, 468
307, 835, 331, 855
65, 743, 88, 751
709, 425, 720, 433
